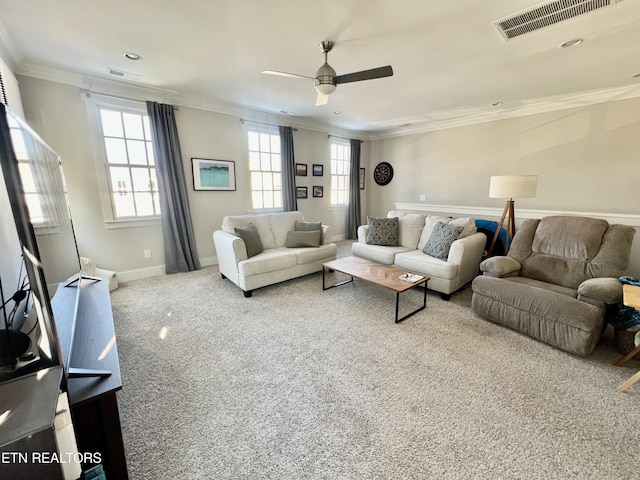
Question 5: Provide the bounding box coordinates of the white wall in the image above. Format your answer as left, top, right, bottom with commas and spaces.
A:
364, 98, 640, 276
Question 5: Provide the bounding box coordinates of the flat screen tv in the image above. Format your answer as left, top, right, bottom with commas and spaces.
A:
0, 103, 109, 381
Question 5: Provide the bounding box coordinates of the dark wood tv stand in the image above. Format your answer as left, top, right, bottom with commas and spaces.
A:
57, 277, 129, 479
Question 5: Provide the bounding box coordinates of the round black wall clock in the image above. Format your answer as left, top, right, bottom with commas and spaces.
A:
373, 162, 394, 186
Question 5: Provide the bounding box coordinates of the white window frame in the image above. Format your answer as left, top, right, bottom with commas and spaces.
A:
246, 124, 282, 211
83, 93, 161, 229
330, 139, 351, 206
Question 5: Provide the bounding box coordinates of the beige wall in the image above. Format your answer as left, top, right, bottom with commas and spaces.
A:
364, 98, 640, 275
17, 76, 366, 278
16, 74, 640, 278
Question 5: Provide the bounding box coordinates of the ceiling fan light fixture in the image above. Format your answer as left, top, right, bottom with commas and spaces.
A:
315, 62, 337, 95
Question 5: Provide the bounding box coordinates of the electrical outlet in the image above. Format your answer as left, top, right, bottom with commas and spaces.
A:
144, 249, 152, 259
419, 194, 426, 202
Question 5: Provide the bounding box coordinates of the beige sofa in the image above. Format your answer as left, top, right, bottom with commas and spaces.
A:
213, 211, 337, 297
352, 211, 486, 299
471, 216, 636, 356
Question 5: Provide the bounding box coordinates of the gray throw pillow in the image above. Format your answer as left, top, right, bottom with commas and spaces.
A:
295, 220, 322, 231
366, 216, 399, 246
422, 221, 463, 260
234, 223, 264, 258
285, 230, 322, 248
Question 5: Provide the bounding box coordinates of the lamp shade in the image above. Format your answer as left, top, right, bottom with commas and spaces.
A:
489, 175, 538, 199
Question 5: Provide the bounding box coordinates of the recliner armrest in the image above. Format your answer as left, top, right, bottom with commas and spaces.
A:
578, 277, 623, 305
479, 256, 521, 278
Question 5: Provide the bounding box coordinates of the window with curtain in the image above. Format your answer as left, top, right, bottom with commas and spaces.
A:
330, 139, 350, 205
97, 107, 159, 219
247, 126, 282, 209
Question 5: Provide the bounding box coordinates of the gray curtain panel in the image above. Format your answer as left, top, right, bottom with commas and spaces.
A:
346, 138, 362, 239
146, 101, 200, 274
280, 126, 297, 212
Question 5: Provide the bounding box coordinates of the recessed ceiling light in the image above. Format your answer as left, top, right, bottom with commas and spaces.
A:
333, 111, 341, 115
279, 110, 295, 116
560, 38, 583, 48
124, 52, 141, 60
632, 73, 640, 79
491, 101, 504, 107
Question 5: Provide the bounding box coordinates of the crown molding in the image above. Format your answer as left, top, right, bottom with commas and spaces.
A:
367, 84, 640, 140
16, 63, 365, 140
16, 62, 640, 142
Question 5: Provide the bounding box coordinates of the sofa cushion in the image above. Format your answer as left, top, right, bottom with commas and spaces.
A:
234, 223, 264, 258
448, 217, 477, 238
388, 211, 426, 249
238, 249, 297, 277
295, 220, 322, 231
422, 222, 463, 260
352, 242, 413, 265
366, 216, 400, 246
268, 211, 304, 248
394, 250, 459, 280
291, 244, 338, 265
285, 230, 321, 248
418, 215, 450, 250
223, 214, 276, 249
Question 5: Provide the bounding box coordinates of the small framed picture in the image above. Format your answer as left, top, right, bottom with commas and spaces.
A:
359, 168, 366, 190
296, 186, 308, 199
313, 186, 323, 198
296, 163, 307, 176
192, 158, 236, 191
312, 164, 324, 176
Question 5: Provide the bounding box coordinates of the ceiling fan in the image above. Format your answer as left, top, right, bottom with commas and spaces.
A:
262, 41, 393, 106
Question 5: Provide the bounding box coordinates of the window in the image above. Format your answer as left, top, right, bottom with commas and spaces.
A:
97, 108, 159, 218
247, 128, 282, 209
330, 140, 350, 205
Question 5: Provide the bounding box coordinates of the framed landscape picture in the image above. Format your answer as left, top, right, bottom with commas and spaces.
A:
296, 163, 308, 176
313, 186, 323, 197
296, 186, 308, 198
192, 158, 236, 191
313, 164, 323, 176
359, 168, 366, 190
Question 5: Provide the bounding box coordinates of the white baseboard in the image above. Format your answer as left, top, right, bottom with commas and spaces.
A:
117, 256, 219, 282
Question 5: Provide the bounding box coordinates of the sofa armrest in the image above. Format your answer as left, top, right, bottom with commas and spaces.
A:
479, 256, 521, 278
213, 230, 248, 277
357, 225, 368, 243
321, 224, 333, 245
446, 232, 486, 282
578, 277, 623, 305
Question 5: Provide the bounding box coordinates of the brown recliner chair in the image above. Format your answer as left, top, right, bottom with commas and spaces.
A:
471, 216, 635, 356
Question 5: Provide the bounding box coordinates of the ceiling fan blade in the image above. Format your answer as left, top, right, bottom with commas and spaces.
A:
315, 92, 329, 106
262, 70, 314, 80
334, 65, 393, 85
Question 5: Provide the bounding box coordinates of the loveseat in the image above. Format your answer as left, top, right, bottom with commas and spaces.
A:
351, 211, 486, 299
213, 211, 337, 297
471, 216, 636, 356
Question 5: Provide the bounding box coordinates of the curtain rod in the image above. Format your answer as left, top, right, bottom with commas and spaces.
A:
240, 118, 297, 131
80, 89, 178, 109
328, 134, 363, 143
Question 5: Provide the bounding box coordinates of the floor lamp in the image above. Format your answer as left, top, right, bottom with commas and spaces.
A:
486, 175, 538, 257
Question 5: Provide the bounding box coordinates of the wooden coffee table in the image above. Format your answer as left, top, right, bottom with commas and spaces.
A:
322, 256, 429, 323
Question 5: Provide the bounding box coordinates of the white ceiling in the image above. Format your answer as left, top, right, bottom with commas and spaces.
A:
1, 0, 640, 136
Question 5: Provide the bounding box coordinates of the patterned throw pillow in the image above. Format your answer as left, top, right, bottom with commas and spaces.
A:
366, 216, 399, 246
422, 221, 463, 260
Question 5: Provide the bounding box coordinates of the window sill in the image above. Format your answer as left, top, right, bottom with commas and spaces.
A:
104, 217, 162, 230
329, 205, 348, 211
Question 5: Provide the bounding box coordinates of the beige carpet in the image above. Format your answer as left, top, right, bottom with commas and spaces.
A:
111, 242, 640, 479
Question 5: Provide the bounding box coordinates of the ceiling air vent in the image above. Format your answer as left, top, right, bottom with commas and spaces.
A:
494, 0, 622, 40
107, 68, 143, 80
